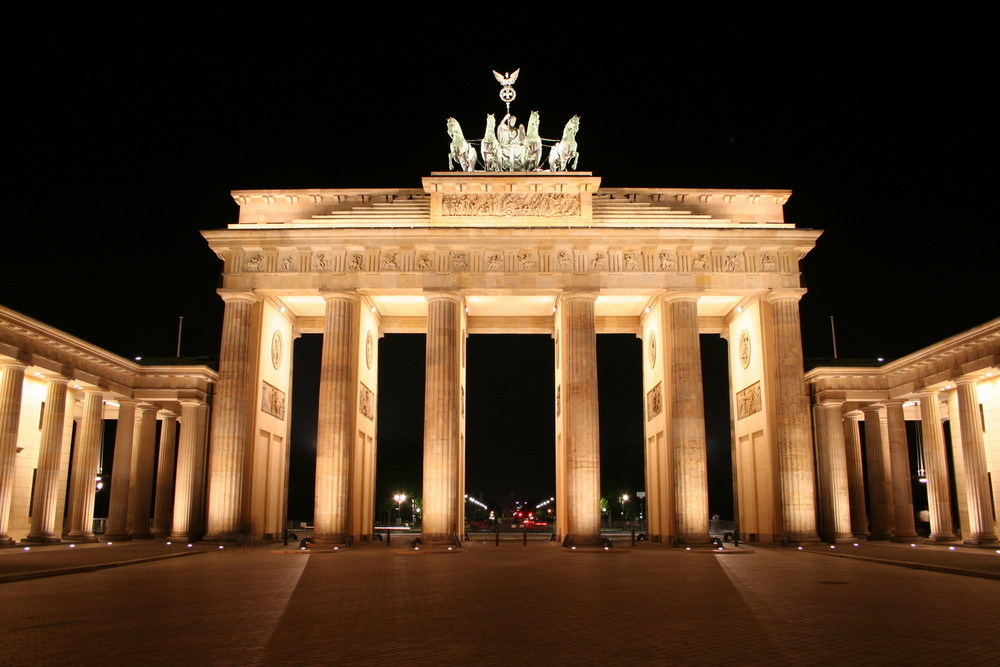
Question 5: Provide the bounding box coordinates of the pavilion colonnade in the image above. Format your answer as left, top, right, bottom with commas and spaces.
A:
0, 306, 216, 546
808, 318, 1000, 546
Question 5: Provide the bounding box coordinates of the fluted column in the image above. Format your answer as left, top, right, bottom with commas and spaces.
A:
65, 389, 104, 541
422, 292, 462, 546
955, 379, 998, 545
816, 402, 852, 542
128, 405, 157, 539
919, 391, 955, 541
104, 398, 137, 540
861, 405, 893, 540
152, 412, 177, 536
885, 400, 918, 541
25, 377, 69, 543
665, 294, 710, 545
170, 400, 207, 540
314, 292, 358, 545
0, 361, 26, 545
842, 412, 868, 537
204, 289, 258, 541
560, 292, 602, 546
765, 291, 819, 543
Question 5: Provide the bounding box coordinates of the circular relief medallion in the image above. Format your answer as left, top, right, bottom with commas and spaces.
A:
648, 331, 657, 368
271, 331, 282, 370
739, 330, 751, 369
365, 331, 374, 369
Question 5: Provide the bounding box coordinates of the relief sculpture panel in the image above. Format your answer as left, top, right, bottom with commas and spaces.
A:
442, 193, 581, 217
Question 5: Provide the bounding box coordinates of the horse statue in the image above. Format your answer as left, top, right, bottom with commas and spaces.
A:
548, 115, 580, 171
447, 117, 478, 172
523, 111, 542, 171
480, 114, 501, 171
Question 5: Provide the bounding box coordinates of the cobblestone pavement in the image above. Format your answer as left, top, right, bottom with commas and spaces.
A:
1, 540, 998, 665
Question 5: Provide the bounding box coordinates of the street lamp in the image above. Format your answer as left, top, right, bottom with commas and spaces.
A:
620, 494, 629, 526
393, 493, 406, 525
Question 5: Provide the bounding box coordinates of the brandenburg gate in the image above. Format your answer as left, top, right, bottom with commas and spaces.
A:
201, 170, 823, 547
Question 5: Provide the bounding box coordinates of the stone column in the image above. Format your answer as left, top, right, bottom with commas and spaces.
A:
25, 377, 69, 543
170, 400, 206, 540
314, 292, 358, 545
861, 405, 893, 540
665, 294, 710, 545
65, 388, 104, 542
104, 398, 137, 541
152, 412, 177, 536
842, 412, 868, 537
560, 292, 602, 547
422, 292, 462, 546
128, 405, 157, 539
954, 379, 999, 545
816, 402, 853, 542
0, 361, 26, 545
204, 290, 258, 541
919, 390, 956, 541
765, 291, 820, 543
885, 400, 918, 541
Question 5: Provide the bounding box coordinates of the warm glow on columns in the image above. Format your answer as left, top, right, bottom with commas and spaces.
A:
314, 292, 360, 545
204, 290, 258, 541
422, 292, 463, 545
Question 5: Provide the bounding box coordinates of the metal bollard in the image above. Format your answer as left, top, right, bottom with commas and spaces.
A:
523, 524, 527, 546
386, 529, 391, 547
495, 527, 500, 547
631, 528, 636, 547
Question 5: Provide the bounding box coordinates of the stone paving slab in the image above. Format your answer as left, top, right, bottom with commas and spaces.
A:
800, 541, 1000, 579
0, 540, 220, 582
2, 540, 999, 665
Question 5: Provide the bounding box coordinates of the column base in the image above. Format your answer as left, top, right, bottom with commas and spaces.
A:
201, 532, 235, 543
867, 532, 892, 541
419, 533, 460, 548
312, 533, 348, 548
22, 535, 61, 544
168, 532, 192, 541
64, 533, 99, 543
675, 534, 714, 546
963, 536, 1000, 546
827, 535, 859, 544
562, 534, 604, 548
928, 533, 957, 542
103, 532, 132, 542
890, 534, 920, 543
128, 532, 154, 540
0, 536, 18, 547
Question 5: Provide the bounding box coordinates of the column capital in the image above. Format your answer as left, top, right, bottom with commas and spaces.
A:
422, 290, 463, 303
819, 400, 845, 410
860, 403, 885, 414
157, 410, 178, 420
764, 288, 807, 303
954, 376, 978, 388
559, 290, 598, 304
177, 398, 204, 408
661, 291, 701, 304
320, 290, 359, 303
0, 359, 27, 371
216, 289, 258, 304
113, 396, 140, 407
884, 398, 905, 408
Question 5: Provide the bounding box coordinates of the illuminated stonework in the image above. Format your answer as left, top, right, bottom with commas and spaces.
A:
204, 170, 822, 547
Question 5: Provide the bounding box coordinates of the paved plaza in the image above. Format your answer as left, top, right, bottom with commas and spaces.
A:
2, 540, 998, 665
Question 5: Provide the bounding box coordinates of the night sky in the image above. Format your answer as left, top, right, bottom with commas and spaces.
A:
5, 10, 995, 521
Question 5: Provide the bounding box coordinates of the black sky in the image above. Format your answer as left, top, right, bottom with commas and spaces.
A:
5, 9, 996, 520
